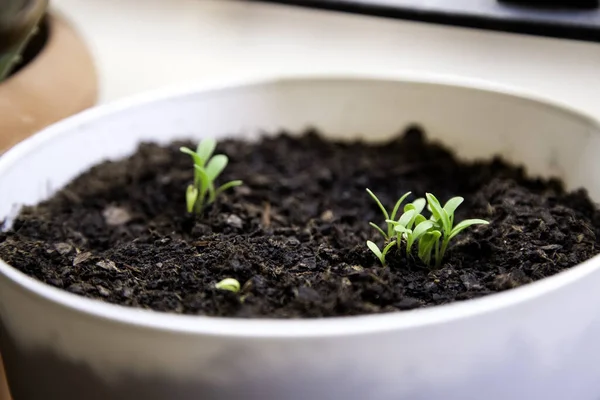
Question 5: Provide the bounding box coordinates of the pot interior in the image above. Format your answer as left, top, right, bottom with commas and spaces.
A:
0, 76, 598, 224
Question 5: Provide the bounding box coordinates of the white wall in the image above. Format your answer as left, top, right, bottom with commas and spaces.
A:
52, 0, 600, 118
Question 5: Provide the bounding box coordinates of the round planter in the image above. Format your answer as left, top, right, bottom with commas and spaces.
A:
0, 12, 98, 154
1, 74, 599, 400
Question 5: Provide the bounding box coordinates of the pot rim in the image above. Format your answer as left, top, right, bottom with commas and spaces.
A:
1, 70, 598, 338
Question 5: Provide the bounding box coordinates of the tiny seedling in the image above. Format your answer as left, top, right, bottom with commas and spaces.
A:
366, 240, 397, 266
419, 193, 489, 267
366, 189, 411, 240
215, 278, 240, 293
180, 138, 242, 214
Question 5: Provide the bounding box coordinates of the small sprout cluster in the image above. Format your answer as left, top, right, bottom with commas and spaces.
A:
182, 139, 244, 296
179, 138, 489, 296
180, 138, 242, 214
367, 189, 489, 268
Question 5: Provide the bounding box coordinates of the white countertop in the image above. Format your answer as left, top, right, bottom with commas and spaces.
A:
53, 0, 600, 118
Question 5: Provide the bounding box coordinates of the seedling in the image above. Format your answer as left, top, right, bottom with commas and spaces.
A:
420, 193, 489, 267
417, 230, 442, 266
366, 189, 412, 240
366, 240, 397, 266
366, 189, 489, 268
394, 218, 435, 256
215, 278, 240, 293
385, 197, 431, 254
180, 138, 242, 214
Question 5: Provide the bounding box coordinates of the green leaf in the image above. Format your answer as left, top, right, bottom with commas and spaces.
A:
180, 147, 202, 166
418, 234, 433, 264
369, 222, 388, 239
196, 138, 217, 166
411, 198, 427, 214
382, 240, 397, 258
412, 220, 434, 241
426, 193, 450, 236
443, 196, 464, 225
394, 225, 411, 234
429, 230, 442, 263
425, 193, 442, 219
394, 225, 410, 248
390, 191, 412, 221
366, 189, 390, 221
215, 278, 241, 293
443, 196, 464, 215
406, 206, 423, 229
406, 220, 433, 253
406, 221, 433, 255
367, 241, 384, 264
205, 154, 229, 181
195, 167, 212, 210
207, 184, 217, 204
449, 219, 489, 241
216, 180, 243, 196
418, 230, 441, 266
398, 209, 416, 228
185, 185, 198, 213
414, 214, 426, 226
194, 165, 209, 188
430, 219, 442, 231
180, 146, 196, 156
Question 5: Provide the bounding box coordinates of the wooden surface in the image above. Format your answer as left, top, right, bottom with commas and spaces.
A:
0, 12, 98, 153
1, 354, 9, 400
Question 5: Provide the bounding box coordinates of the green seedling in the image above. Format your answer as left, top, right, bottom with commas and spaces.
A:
366, 189, 411, 240
384, 197, 430, 254
418, 230, 442, 267
421, 193, 489, 267
366, 240, 397, 266
180, 138, 242, 214
215, 278, 241, 293
394, 218, 435, 256
366, 189, 489, 268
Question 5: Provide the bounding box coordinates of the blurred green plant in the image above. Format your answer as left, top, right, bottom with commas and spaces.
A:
0, 0, 48, 82
180, 138, 243, 214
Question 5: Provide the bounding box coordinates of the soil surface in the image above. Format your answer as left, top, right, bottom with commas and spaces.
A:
1, 128, 599, 318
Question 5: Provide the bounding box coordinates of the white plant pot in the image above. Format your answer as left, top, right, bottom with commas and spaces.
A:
1, 74, 600, 400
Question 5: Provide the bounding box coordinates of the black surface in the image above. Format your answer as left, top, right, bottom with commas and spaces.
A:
500, 0, 597, 8
253, 0, 600, 42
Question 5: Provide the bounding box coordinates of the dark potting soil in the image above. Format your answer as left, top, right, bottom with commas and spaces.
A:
1, 128, 599, 318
